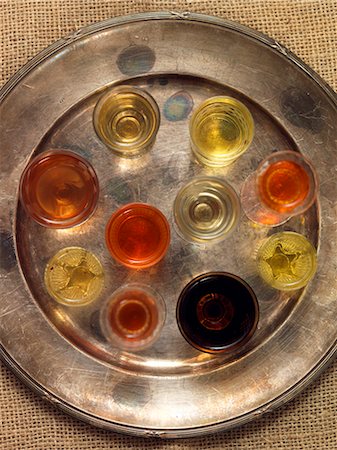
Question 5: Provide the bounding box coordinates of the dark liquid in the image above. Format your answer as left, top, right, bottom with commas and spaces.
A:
177, 273, 259, 353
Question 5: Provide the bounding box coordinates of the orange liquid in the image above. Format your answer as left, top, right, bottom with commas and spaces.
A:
109, 292, 159, 341
105, 203, 170, 268
118, 215, 161, 260
20, 151, 99, 228
258, 160, 310, 213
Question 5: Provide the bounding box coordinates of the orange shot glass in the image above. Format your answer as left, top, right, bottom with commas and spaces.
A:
241, 151, 317, 226
100, 284, 166, 351
20, 150, 99, 228
105, 203, 170, 269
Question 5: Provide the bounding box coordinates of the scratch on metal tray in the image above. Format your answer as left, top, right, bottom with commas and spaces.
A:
0, 304, 21, 319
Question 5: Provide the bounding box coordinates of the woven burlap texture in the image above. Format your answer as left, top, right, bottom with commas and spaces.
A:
1, 1, 336, 449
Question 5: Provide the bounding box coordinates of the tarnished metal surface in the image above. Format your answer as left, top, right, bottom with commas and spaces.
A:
0, 12, 336, 438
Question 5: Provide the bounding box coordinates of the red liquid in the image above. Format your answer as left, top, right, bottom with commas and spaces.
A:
20, 150, 99, 228
108, 290, 159, 342
105, 203, 170, 268
258, 160, 310, 213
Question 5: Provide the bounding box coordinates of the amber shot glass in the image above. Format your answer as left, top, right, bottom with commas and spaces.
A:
20, 150, 99, 228
241, 150, 317, 226
101, 284, 166, 351
105, 203, 170, 269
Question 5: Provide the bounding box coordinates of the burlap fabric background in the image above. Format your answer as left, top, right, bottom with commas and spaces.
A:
1, 1, 336, 449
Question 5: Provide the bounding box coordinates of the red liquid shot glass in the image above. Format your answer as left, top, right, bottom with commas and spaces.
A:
105, 203, 170, 269
20, 150, 99, 228
101, 284, 166, 351
240, 151, 317, 226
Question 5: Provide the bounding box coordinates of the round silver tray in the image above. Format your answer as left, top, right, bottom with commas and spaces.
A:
0, 12, 336, 438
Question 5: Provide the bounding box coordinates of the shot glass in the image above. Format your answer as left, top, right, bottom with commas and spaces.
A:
105, 203, 170, 269
44, 247, 104, 306
93, 85, 160, 158
256, 232, 317, 290
241, 150, 318, 226
189, 96, 254, 167
20, 150, 99, 228
176, 272, 259, 354
173, 177, 240, 243
100, 284, 166, 351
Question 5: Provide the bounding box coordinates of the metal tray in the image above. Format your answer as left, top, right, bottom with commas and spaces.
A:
0, 12, 336, 438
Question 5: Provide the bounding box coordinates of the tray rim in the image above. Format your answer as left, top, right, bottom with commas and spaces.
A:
1, 11, 336, 102
1, 11, 336, 439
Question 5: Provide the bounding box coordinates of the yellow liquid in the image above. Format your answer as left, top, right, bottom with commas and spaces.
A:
94, 86, 160, 158
44, 247, 104, 305
256, 232, 317, 291
190, 96, 254, 167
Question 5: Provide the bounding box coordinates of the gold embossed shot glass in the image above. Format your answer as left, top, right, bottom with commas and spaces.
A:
44, 247, 104, 306
256, 232, 317, 291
